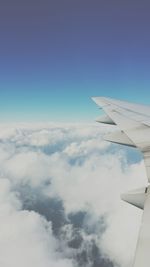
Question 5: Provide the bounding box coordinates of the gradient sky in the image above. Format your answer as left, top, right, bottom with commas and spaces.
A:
1, 0, 150, 122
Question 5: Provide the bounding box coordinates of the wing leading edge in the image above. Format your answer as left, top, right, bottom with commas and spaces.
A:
92, 97, 150, 267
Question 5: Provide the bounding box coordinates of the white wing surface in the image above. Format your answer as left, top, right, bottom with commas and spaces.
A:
92, 97, 150, 267
133, 187, 150, 267
92, 97, 150, 181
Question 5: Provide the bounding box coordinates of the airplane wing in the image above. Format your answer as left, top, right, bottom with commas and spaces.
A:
92, 96, 150, 267
92, 97, 150, 182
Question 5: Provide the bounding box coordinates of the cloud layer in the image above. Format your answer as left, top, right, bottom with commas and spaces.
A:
0, 122, 146, 267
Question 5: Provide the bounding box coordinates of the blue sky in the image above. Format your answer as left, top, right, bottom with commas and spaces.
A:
1, 0, 150, 122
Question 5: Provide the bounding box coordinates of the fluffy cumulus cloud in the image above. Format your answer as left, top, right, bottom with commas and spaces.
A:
0, 122, 147, 267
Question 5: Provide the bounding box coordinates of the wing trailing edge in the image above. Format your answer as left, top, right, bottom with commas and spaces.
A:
104, 130, 135, 147
95, 115, 116, 125
121, 187, 147, 210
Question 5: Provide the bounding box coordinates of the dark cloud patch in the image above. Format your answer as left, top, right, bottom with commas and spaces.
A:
67, 237, 116, 267
67, 228, 83, 249
17, 184, 116, 267
76, 241, 115, 267
18, 184, 67, 235
68, 211, 107, 236
66, 213, 115, 267
68, 211, 86, 229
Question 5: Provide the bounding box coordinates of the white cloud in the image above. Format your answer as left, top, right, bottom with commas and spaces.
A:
0, 123, 146, 267
0, 210, 73, 267
48, 152, 146, 215
0, 176, 73, 267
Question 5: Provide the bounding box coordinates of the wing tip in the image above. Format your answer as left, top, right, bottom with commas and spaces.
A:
91, 96, 109, 107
